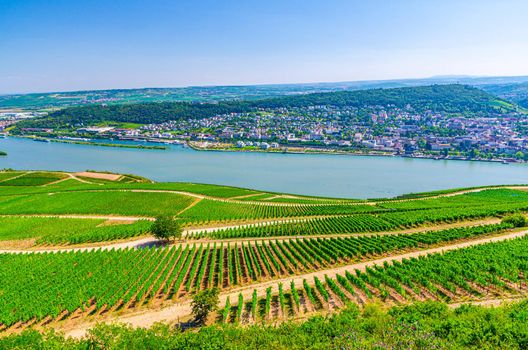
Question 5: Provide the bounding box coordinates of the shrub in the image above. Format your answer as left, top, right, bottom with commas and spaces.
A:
502, 213, 527, 227
191, 288, 219, 325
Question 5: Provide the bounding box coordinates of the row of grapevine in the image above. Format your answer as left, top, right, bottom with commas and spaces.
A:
0, 223, 512, 327
180, 198, 383, 224
219, 235, 528, 325
195, 203, 525, 238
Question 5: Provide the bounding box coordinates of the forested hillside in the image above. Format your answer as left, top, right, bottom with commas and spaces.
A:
14, 84, 515, 130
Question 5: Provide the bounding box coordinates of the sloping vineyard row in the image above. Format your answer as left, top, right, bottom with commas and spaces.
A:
196, 203, 525, 239
0, 223, 511, 327
179, 199, 383, 223
222, 235, 528, 324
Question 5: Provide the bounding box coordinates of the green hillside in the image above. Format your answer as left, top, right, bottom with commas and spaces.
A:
12, 84, 515, 131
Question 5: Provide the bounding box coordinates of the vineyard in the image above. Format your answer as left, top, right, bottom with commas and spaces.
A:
0, 172, 67, 186
179, 199, 382, 223
197, 204, 526, 239
0, 217, 152, 244
0, 170, 527, 339
0, 223, 515, 328
0, 191, 195, 217
218, 235, 528, 324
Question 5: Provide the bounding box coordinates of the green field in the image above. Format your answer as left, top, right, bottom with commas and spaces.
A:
0, 191, 194, 216
0, 172, 67, 186
0, 217, 151, 244
0, 169, 527, 344
0, 223, 513, 327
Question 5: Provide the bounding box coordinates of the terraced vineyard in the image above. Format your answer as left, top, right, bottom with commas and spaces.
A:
0, 217, 152, 244
0, 170, 527, 340
179, 199, 381, 223
220, 235, 528, 324
198, 203, 528, 239
0, 223, 515, 327
0, 172, 68, 186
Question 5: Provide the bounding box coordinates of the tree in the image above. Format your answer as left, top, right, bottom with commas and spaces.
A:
191, 288, 219, 325
150, 215, 182, 242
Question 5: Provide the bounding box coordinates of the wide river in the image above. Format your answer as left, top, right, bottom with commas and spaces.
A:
1, 137, 526, 199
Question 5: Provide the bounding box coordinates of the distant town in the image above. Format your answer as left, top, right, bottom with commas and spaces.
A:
3, 102, 527, 163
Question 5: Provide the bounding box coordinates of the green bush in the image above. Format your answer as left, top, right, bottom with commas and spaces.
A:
502, 213, 527, 227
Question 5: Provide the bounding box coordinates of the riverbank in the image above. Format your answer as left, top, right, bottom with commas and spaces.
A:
2, 136, 527, 199
187, 141, 518, 164
12, 136, 167, 150
50, 139, 167, 150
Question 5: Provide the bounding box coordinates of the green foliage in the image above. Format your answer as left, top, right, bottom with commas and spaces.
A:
191, 288, 219, 325
222, 297, 230, 323
150, 215, 182, 241
0, 172, 67, 186
0, 217, 151, 244
7, 300, 528, 349
15, 85, 510, 132
0, 223, 512, 327
0, 190, 194, 216
502, 213, 527, 227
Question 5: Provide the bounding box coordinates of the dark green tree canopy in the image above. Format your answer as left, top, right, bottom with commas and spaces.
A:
191, 288, 219, 325
150, 215, 182, 242
14, 84, 514, 131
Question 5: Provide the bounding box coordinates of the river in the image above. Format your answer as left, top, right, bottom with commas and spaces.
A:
0, 137, 526, 199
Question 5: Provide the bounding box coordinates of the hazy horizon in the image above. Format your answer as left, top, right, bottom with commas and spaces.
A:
2, 0, 528, 94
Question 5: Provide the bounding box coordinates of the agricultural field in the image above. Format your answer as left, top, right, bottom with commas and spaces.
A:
0, 191, 195, 217
219, 235, 528, 325
0, 223, 515, 327
0, 172, 67, 186
0, 170, 527, 342
0, 217, 151, 245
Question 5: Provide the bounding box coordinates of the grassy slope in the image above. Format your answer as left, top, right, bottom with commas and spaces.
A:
0, 217, 151, 244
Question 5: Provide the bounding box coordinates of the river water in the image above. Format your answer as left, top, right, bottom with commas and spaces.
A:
1, 137, 526, 199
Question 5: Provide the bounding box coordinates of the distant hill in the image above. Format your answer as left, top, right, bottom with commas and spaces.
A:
479, 82, 528, 109
252, 84, 511, 113
2, 75, 528, 110
13, 84, 518, 131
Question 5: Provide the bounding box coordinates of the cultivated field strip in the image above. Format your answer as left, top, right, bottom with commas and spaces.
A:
220, 235, 528, 325
0, 216, 152, 245
196, 204, 528, 239
0, 223, 515, 329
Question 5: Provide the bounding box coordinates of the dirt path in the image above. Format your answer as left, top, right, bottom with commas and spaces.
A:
448, 296, 526, 308
0, 214, 153, 221
176, 197, 203, 216
0, 217, 500, 254
60, 229, 528, 338
0, 171, 32, 183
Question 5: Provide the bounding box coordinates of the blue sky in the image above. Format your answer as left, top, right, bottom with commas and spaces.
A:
1, 0, 527, 94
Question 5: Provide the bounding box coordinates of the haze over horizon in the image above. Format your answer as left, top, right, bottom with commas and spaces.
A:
1, 0, 527, 94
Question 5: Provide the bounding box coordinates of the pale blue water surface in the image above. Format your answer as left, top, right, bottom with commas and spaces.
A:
1, 137, 526, 199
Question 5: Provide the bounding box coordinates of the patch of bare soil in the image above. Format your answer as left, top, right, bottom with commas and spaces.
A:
74, 172, 122, 181
97, 219, 136, 227
0, 238, 37, 250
